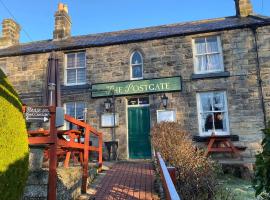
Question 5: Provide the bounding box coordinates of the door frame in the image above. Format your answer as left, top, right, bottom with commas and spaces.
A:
126, 97, 150, 159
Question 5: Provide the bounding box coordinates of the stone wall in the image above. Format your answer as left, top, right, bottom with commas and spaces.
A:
22, 167, 97, 200
2, 26, 269, 160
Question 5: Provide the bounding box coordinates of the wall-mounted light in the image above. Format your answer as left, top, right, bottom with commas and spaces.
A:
161, 93, 168, 109
104, 98, 112, 112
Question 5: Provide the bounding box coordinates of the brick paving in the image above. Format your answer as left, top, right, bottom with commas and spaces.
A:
93, 161, 159, 200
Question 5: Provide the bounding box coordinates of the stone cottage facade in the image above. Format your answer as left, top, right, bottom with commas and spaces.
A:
0, 0, 269, 161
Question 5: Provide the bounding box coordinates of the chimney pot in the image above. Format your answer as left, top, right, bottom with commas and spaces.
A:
58, 3, 64, 11
63, 5, 68, 13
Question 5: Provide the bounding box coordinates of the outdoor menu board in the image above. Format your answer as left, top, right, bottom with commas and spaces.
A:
101, 113, 119, 127
157, 110, 176, 123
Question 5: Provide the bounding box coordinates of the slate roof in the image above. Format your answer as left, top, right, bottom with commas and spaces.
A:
0, 15, 269, 57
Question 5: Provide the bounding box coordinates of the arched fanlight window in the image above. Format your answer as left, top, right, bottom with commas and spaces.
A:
130, 51, 143, 79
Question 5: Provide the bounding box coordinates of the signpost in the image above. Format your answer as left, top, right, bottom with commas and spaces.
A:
25, 106, 50, 122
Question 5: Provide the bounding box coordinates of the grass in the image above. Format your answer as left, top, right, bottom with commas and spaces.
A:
215, 174, 256, 200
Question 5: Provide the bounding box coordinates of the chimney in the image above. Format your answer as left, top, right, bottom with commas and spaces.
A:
53, 3, 71, 40
0, 19, 20, 48
234, 0, 253, 17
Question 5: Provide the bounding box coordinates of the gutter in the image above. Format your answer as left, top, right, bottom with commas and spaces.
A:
251, 25, 267, 128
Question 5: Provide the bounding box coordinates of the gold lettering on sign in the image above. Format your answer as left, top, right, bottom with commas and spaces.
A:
149, 84, 155, 90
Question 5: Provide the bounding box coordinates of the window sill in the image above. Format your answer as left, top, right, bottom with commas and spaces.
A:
192, 135, 239, 142
131, 77, 143, 81
191, 71, 230, 80
61, 84, 90, 91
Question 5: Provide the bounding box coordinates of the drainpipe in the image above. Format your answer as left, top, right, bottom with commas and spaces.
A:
251, 26, 267, 128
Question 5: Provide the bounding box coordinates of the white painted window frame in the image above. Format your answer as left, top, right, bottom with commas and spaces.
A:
192, 36, 224, 74
130, 51, 143, 80
63, 102, 86, 130
196, 91, 230, 136
64, 52, 86, 86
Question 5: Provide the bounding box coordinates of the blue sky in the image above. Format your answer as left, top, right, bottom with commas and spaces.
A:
0, 0, 269, 43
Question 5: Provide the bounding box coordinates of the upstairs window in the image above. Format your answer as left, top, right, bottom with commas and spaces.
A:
193, 36, 224, 74
130, 51, 143, 80
65, 52, 86, 85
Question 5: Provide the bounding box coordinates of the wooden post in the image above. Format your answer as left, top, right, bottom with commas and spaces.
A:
48, 106, 57, 200
98, 134, 103, 173
167, 167, 177, 186
81, 127, 90, 193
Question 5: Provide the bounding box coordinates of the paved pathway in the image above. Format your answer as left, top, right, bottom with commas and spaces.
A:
93, 161, 159, 200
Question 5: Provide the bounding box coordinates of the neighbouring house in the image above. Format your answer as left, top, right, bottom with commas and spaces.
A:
0, 0, 269, 162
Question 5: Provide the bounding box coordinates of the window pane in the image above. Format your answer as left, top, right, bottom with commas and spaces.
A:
77, 52, 85, 68
195, 38, 206, 54
132, 65, 142, 78
67, 54, 75, 68
77, 68, 86, 83
214, 112, 226, 131
128, 98, 138, 105
213, 92, 225, 111
207, 54, 221, 71
206, 37, 218, 53
67, 69, 76, 84
139, 97, 149, 105
76, 102, 85, 120
66, 103, 75, 117
200, 93, 213, 112
196, 55, 207, 72
202, 113, 214, 132
131, 51, 142, 64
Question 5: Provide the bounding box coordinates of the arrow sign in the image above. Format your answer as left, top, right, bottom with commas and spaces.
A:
25, 106, 50, 123
26, 116, 49, 122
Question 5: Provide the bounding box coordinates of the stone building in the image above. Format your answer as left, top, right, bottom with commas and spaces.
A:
0, 0, 269, 161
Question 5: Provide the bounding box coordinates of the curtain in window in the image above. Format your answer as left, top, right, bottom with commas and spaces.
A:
207, 54, 221, 71
195, 38, 206, 54
194, 36, 222, 73
206, 37, 218, 52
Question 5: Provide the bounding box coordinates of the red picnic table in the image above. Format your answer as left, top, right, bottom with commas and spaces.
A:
203, 135, 241, 157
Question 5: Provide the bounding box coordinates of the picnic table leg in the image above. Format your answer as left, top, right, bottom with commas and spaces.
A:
72, 152, 79, 165
204, 138, 215, 157
226, 140, 240, 157
64, 151, 71, 168
79, 152, 83, 165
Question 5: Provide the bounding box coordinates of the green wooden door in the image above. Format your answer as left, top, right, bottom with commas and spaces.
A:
128, 106, 151, 159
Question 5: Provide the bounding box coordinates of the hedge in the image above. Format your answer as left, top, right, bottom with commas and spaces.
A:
0, 68, 29, 199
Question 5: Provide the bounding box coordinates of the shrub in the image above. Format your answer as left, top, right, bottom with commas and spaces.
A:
152, 122, 219, 200
0, 69, 29, 199
253, 121, 270, 197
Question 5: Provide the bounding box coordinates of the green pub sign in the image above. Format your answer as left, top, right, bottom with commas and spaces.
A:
91, 76, 181, 97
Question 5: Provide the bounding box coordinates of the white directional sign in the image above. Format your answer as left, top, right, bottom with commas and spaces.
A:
25, 106, 50, 123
